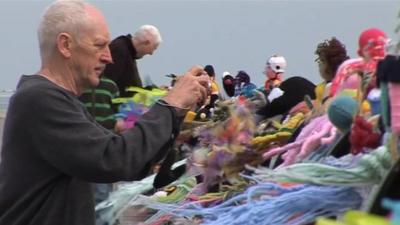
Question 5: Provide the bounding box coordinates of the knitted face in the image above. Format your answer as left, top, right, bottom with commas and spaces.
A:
358, 28, 388, 61
264, 66, 278, 80
317, 57, 331, 82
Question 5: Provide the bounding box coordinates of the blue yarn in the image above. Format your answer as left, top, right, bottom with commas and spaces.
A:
146, 184, 362, 225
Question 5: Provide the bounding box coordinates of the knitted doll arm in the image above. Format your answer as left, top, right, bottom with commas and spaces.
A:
321, 126, 337, 145
298, 122, 333, 159
262, 142, 302, 160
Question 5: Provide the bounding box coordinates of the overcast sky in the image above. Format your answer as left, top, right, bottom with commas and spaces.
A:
0, 0, 399, 91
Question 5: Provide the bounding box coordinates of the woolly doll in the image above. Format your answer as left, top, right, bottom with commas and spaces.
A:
233, 70, 257, 98
263, 55, 286, 93
262, 115, 337, 167
251, 111, 306, 151
222, 71, 235, 97
255, 76, 316, 122
193, 65, 220, 119
330, 28, 389, 98
327, 28, 388, 154
311, 37, 349, 119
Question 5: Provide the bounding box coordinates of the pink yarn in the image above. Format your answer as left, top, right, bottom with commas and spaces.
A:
298, 121, 334, 159
389, 83, 400, 135
329, 58, 378, 97
261, 116, 326, 160
341, 74, 359, 91
262, 115, 336, 167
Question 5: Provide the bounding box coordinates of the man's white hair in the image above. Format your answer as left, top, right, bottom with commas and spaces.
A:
37, 0, 91, 60
133, 25, 162, 45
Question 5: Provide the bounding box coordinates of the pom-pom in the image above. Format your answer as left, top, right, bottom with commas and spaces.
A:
327, 96, 358, 131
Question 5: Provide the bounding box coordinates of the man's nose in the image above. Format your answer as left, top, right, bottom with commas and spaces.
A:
101, 46, 113, 64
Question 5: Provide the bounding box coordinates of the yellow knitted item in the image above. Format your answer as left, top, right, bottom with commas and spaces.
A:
251, 112, 305, 150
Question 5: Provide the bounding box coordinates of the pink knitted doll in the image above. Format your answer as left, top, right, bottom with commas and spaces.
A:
263, 115, 337, 167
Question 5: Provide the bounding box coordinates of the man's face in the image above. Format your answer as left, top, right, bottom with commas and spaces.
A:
70, 17, 112, 89
136, 40, 159, 58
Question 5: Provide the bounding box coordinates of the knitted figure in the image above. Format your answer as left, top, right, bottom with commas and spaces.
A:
311, 37, 349, 118
222, 71, 235, 97
330, 28, 388, 98
251, 112, 306, 150
263, 55, 286, 93
233, 70, 257, 98
262, 115, 337, 167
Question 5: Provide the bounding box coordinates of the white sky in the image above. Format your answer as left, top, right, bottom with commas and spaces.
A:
0, 0, 399, 91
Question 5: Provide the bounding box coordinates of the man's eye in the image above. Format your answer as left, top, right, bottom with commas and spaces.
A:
95, 43, 107, 49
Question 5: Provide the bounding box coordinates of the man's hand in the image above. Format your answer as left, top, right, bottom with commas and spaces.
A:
162, 65, 210, 114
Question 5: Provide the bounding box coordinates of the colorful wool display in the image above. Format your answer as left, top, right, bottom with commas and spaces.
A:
95, 28, 400, 225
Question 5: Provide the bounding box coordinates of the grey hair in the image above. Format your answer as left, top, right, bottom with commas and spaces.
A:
37, 0, 91, 60
132, 25, 162, 45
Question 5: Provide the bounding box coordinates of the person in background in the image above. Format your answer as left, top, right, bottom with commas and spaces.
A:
0, 1, 210, 225
105, 24, 162, 97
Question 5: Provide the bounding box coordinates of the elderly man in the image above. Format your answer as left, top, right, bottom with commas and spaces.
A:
106, 24, 162, 97
0, 1, 209, 225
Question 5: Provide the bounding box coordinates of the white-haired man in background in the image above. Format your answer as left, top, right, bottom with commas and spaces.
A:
105, 24, 162, 96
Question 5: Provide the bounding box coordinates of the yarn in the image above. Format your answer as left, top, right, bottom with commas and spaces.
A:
327, 96, 358, 132
95, 159, 187, 225
262, 115, 336, 167
251, 146, 392, 186
146, 184, 362, 225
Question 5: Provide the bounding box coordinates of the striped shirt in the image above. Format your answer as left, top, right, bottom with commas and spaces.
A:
79, 77, 119, 130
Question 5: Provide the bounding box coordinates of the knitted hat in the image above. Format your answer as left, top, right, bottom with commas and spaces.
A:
235, 70, 250, 84
267, 55, 287, 73
222, 71, 231, 77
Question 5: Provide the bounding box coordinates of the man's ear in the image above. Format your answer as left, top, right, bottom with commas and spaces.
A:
57, 32, 72, 58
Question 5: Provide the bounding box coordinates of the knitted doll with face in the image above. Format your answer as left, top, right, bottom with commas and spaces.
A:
314, 37, 349, 109
330, 28, 388, 98
263, 55, 286, 93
